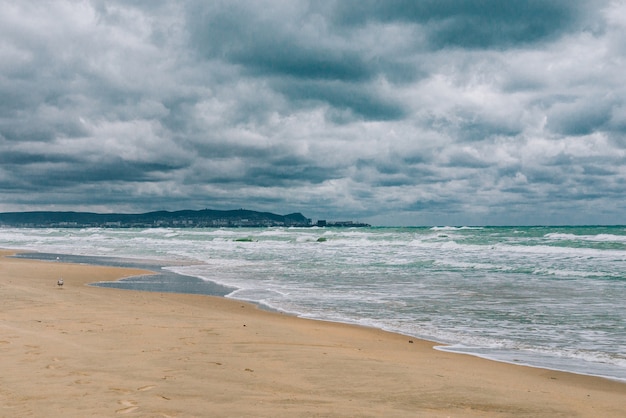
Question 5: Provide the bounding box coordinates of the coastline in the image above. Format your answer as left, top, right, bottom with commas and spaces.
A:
1, 249, 625, 417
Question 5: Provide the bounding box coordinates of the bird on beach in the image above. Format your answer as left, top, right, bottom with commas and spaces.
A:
57, 278, 64, 287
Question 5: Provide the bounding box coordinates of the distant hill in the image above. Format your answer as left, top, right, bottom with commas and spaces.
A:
0, 209, 312, 228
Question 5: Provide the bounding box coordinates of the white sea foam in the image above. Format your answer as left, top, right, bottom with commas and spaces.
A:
545, 232, 626, 243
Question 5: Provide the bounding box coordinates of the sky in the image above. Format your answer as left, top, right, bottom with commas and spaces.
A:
1, 0, 625, 226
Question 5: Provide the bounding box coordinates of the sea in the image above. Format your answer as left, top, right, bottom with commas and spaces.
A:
1, 225, 625, 382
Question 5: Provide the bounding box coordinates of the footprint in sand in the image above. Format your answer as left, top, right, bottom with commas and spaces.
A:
46, 357, 63, 369
110, 387, 134, 395
116, 405, 139, 414
73, 379, 92, 385
116, 400, 139, 414
24, 344, 41, 356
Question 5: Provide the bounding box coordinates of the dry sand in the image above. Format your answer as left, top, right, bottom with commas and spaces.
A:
1, 249, 625, 417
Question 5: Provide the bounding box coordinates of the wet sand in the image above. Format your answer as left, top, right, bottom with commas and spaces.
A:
1, 249, 624, 417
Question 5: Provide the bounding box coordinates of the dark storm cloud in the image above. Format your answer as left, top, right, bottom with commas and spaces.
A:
187, 2, 372, 81
245, 162, 339, 187
546, 98, 614, 136
272, 79, 405, 121
185, 1, 408, 121
332, 0, 595, 49
1, 0, 625, 225
0, 150, 79, 165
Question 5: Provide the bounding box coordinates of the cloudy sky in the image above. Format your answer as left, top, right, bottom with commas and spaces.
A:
1, 1, 625, 225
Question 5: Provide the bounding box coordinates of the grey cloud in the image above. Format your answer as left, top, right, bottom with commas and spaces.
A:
546, 99, 613, 136
332, 0, 595, 49
453, 117, 522, 143
185, 1, 408, 120
444, 150, 492, 168
1, 0, 624, 225
187, 2, 371, 81
582, 165, 617, 176
0, 150, 80, 165
9, 158, 183, 188
356, 157, 448, 189
273, 79, 405, 121
244, 163, 339, 187
404, 196, 464, 213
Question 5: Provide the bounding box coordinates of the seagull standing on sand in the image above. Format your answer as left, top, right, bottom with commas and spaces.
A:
57, 278, 64, 287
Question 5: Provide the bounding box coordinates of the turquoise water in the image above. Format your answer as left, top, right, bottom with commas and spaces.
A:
1, 226, 625, 381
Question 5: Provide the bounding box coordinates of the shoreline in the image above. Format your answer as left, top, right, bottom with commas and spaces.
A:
1, 249, 625, 416
9, 248, 626, 383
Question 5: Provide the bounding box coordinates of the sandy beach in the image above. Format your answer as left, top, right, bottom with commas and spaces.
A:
1, 249, 624, 417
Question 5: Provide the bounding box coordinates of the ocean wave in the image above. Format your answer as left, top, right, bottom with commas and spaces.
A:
544, 232, 626, 243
